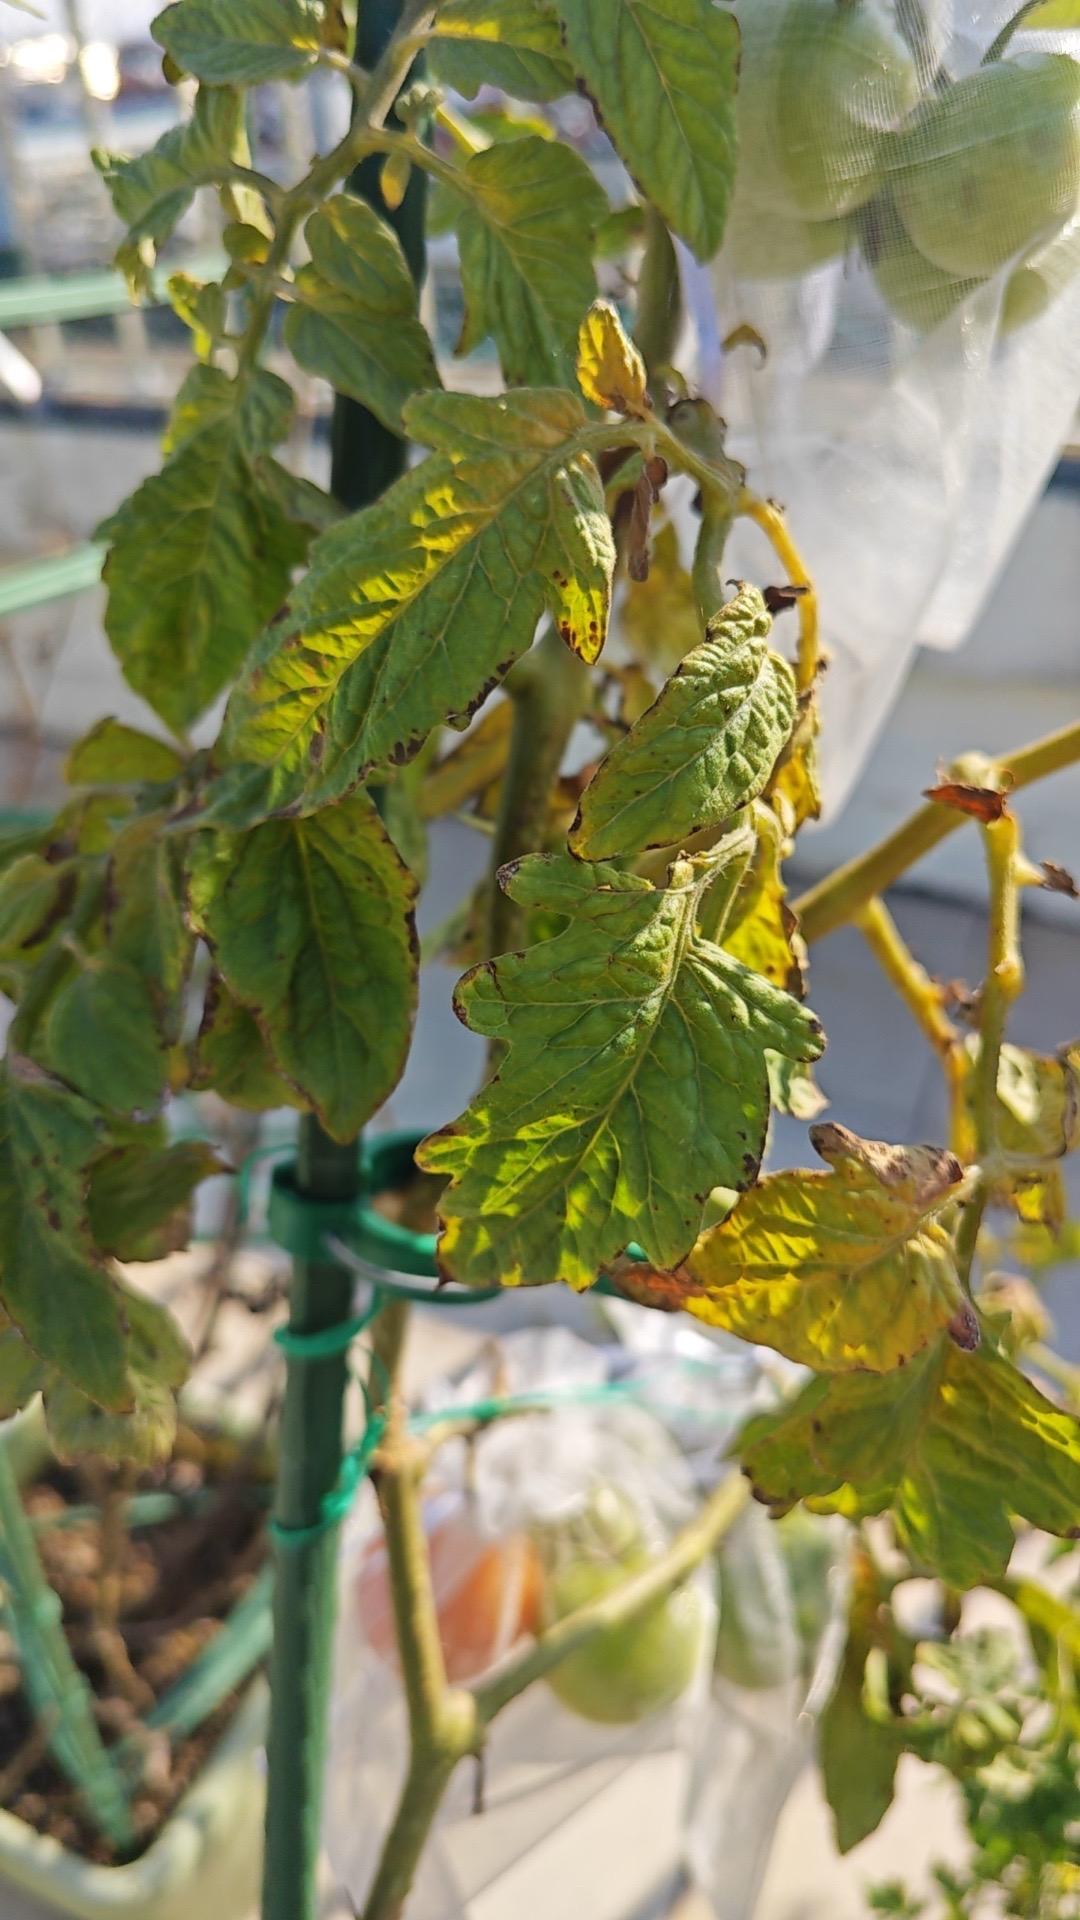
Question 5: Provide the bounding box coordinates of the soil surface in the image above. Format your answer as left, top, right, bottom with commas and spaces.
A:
0, 1426, 270, 1866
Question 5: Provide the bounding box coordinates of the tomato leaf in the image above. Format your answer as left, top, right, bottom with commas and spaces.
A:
284, 195, 439, 432
188, 791, 418, 1142
65, 719, 184, 787
191, 974, 309, 1113
152, 0, 327, 83
44, 957, 166, 1117
429, 0, 576, 100
88, 1137, 226, 1262
570, 587, 796, 858
93, 85, 246, 291
99, 365, 304, 729
0, 1320, 47, 1420
820, 1570, 903, 1853
43, 1281, 190, 1467
682, 1123, 971, 1371
418, 850, 823, 1287
215, 389, 614, 823
723, 804, 805, 996
576, 299, 649, 416
554, 0, 739, 258
0, 1059, 128, 1410
1013, 1, 1080, 27
739, 1339, 1080, 1587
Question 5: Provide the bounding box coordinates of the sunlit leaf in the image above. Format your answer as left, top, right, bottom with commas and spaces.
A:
284, 195, 439, 432
454, 137, 607, 386
94, 86, 245, 293
152, 0, 326, 83
88, 1137, 226, 1262
418, 850, 823, 1288
681, 1123, 971, 1372
188, 791, 418, 1142
215, 389, 614, 823
576, 300, 648, 415
430, 0, 576, 100
723, 804, 805, 996
570, 586, 796, 858
555, 0, 739, 258
1013, 2, 1080, 29
0, 1059, 128, 1410
65, 719, 184, 787
739, 1338, 1080, 1587
191, 974, 309, 1113
99, 365, 303, 729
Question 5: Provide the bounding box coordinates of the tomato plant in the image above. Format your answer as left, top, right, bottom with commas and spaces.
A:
1, 0, 1080, 1915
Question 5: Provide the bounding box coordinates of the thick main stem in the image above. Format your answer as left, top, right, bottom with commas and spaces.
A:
487, 629, 589, 957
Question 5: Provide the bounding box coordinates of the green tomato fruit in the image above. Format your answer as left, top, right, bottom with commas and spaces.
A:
714, 1507, 799, 1690
895, 54, 1080, 279
1002, 214, 1080, 332
543, 1557, 707, 1725
726, 184, 849, 279
866, 197, 985, 330
764, 0, 920, 222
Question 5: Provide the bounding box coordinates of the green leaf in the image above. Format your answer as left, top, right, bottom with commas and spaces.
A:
430, 0, 576, 100
454, 136, 607, 385
167, 271, 228, 361
571, 586, 796, 858
417, 850, 823, 1288
43, 1282, 189, 1467
821, 1575, 903, 1853
94, 86, 245, 292
88, 1137, 226, 1262
191, 974, 309, 1112
99, 366, 303, 729
680, 1123, 971, 1372
555, 0, 739, 258
215, 389, 614, 822
739, 1338, 1080, 1587
187, 791, 418, 1143
152, 0, 326, 83
65, 719, 184, 787
0, 855, 73, 962
0, 1059, 128, 1410
104, 817, 193, 1044
0, 1320, 47, 1420
45, 957, 166, 1117
254, 457, 341, 537
284, 195, 439, 433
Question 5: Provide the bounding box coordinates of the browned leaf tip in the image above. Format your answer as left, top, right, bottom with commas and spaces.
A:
609, 1261, 704, 1313
923, 781, 1009, 822
946, 1303, 981, 1352
762, 583, 809, 616
1039, 860, 1079, 898
810, 1122, 963, 1208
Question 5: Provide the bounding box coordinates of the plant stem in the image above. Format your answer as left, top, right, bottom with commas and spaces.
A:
635, 207, 682, 386
736, 490, 820, 694
983, 0, 1045, 63
955, 813, 1024, 1291
487, 628, 589, 957
472, 1472, 749, 1724
794, 718, 1080, 945
855, 896, 971, 1157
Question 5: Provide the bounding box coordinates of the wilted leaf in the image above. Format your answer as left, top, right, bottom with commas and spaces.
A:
570, 586, 796, 859
88, 1137, 226, 1262
152, 0, 326, 82
739, 1338, 1080, 1588
924, 781, 1009, 822
723, 802, 805, 995
191, 974, 308, 1113
188, 791, 417, 1142
771, 695, 822, 833
555, 0, 739, 258
418, 850, 823, 1288
66, 719, 183, 787
430, 0, 575, 100
94, 86, 245, 291
681, 1123, 970, 1372
284, 195, 438, 432
0, 1059, 128, 1410
454, 137, 607, 386
577, 300, 648, 415
216, 389, 614, 822
99, 365, 303, 729
45, 957, 165, 1117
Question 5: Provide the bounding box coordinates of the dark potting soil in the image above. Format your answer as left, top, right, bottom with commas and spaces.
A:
0, 1426, 270, 1866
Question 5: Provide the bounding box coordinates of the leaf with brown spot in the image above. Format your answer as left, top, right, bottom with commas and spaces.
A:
924, 782, 1009, 822
576, 299, 649, 416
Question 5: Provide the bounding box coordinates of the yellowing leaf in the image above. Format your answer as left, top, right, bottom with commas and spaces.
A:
188, 791, 417, 1143
620, 519, 701, 673
99, 365, 303, 729
739, 1338, 1080, 1588
94, 86, 245, 292
430, 0, 576, 100
969, 1040, 1080, 1230
577, 300, 648, 415
420, 702, 514, 820
65, 719, 183, 787
570, 586, 796, 859
215, 389, 614, 824
152, 0, 326, 83
284, 195, 439, 433
723, 803, 805, 995
682, 1122, 970, 1372
555, 0, 739, 259
191, 974, 308, 1113
454, 137, 608, 386
417, 851, 823, 1288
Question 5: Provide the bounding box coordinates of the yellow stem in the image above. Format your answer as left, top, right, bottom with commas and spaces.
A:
855, 896, 971, 1158
955, 813, 1025, 1291
736, 490, 820, 694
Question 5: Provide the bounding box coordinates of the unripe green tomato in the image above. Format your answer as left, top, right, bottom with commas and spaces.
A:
895, 54, 1080, 279
714, 1508, 799, 1690
1002, 214, 1080, 332
542, 1557, 708, 1725
867, 198, 985, 329
725, 185, 849, 279
768, 0, 920, 222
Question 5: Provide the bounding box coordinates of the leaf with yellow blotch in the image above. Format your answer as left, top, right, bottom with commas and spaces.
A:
682, 1123, 972, 1372
723, 803, 806, 996
973, 1040, 1080, 1229
576, 301, 648, 416
417, 850, 823, 1289
738, 1337, 1080, 1588
429, 0, 575, 103
620, 520, 701, 675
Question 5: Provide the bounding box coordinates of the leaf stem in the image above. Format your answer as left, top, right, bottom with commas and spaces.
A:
794, 718, 1080, 944
736, 491, 820, 694
634, 207, 682, 386
855, 896, 970, 1157
955, 812, 1025, 1290
983, 0, 1045, 63
472, 1471, 748, 1724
